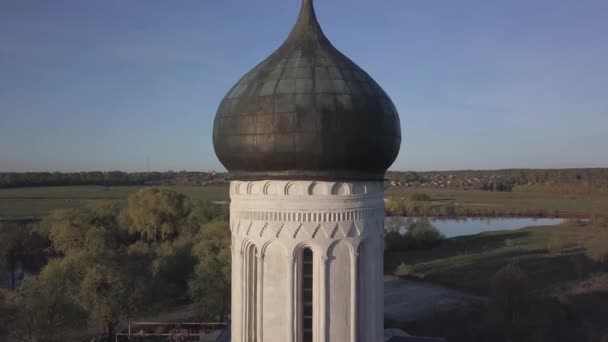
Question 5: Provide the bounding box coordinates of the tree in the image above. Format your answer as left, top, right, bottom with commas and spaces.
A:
0, 222, 48, 289
42, 209, 93, 254
385, 218, 444, 251
407, 219, 444, 249
188, 200, 229, 228
189, 220, 231, 320
1, 260, 83, 342
485, 263, 533, 341
37, 206, 150, 342
78, 258, 149, 342
385, 197, 402, 215
120, 188, 191, 243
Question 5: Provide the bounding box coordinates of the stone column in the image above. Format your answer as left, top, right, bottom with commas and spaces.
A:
287, 256, 296, 342
350, 250, 358, 342
256, 252, 264, 342
319, 255, 328, 342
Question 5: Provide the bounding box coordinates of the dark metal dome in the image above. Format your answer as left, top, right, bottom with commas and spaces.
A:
213, 0, 401, 180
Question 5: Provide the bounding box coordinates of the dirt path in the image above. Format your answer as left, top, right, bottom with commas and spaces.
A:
384, 275, 483, 322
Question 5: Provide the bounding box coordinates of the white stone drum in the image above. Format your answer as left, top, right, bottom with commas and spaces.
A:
230, 180, 385, 342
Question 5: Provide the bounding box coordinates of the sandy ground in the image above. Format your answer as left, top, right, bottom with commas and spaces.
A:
384, 275, 484, 322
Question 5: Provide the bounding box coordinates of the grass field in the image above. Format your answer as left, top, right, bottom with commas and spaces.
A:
0, 185, 229, 219
2, 184, 608, 219
385, 219, 608, 294
386, 187, 608, 217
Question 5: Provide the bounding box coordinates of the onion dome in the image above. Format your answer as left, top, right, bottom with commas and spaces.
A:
213, 0, 401, 180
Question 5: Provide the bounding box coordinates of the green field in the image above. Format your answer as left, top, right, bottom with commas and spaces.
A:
386, 187, 608, 217
0, 185, 229, 219
2, 185, 608, 219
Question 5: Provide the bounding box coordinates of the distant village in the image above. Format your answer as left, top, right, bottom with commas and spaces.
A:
145, 170, 229, 186
387, 172, 510, 188
385, 170, 522, 191
2, 168, 606, 192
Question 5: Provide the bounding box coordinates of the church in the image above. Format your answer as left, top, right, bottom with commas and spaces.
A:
212, 1, 439, 341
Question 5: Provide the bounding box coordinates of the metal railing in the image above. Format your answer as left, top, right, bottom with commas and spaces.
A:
115, 321, 228, 342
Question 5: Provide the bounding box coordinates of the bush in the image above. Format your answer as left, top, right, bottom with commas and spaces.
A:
484, 264, 587, 342
547, 234, 567, 254
585, 234, 608, 264
408, 193, 432, 202
394, 262, 415, 277
385, 219, 444, 251
385, 231, 415, 251
408, 219, 445, 249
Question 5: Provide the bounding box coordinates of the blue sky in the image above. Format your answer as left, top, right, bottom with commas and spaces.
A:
1, 0, 607, 172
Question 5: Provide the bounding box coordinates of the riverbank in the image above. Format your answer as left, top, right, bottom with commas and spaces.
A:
385, 218, 608, 293
384, 219, 608, 340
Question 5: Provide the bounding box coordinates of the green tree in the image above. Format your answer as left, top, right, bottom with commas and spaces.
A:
0, 222, 48, 289
407, 219, 444, 249
147, 237, 197, 302
188, 200, 229, 228
38, 206, 151, 341
42, 209, 93, 254
486, 263, 532, 340
78, 259, 149, 341
385, 197, 401, 215
189, 220, 231, 320
120, 188, 191, 243
0, 260, 83, 342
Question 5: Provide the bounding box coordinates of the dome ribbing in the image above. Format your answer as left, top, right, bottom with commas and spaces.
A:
213, 0, 401, 180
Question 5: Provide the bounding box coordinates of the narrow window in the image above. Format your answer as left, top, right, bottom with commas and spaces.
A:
244, 245, 258, 342
301, 248, 314, 342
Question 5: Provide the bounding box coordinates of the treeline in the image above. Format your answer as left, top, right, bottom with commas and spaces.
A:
385, 195, 565, 218
388, 168, 608, 193
0, 188, 230, 342
513, 182, 608, 195
0, 171, 216, 188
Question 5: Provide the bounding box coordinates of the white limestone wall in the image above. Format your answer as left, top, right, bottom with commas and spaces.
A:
262, 242, 289, 342
230, 180, 385, 342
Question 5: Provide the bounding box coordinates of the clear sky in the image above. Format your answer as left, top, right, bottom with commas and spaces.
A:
1, 0, 607, 172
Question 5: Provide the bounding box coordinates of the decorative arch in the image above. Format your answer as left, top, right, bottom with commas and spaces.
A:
240, 238, 258, 256
293, 241, 323, 260
263, 181, 282, 195
247, 181, 264, 195
351, 182, 365, 195
331, 182, 351, 196
327, 239, 358, 257
308, 181, 328, 195
260, 239, 288, 259
285, 181, 300, 196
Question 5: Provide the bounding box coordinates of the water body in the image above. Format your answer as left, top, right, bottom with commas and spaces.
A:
387, 217, 565, 238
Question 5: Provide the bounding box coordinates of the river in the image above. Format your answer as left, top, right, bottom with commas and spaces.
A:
387, 217, 565, 238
